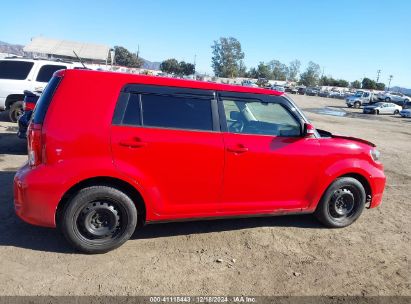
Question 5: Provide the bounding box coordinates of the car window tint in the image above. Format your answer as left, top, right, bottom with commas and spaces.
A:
0, 61, 34, 80
141, 94, 213, 131
122, 94, 141, 125
36, 65, 67, 82
222, 99, 301, 137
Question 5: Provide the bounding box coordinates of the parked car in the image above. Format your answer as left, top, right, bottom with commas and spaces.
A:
318, 90, 330, 98
242, 80, 258, 87
362, 102, 402, 114
399, 108, 411, 118
17, 90, 42, 138
346, 90, 373, 108
305, 87, 320, 96
271, 85, 285, 92
0, 58, 82, 122
297, 87, 306, 95
378, 91, 410, 105
14, 69, 386, 253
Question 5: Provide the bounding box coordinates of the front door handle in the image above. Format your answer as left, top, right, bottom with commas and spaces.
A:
227, 145, 248, 153
119, 138, 147, 148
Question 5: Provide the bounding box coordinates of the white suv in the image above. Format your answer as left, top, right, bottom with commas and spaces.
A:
0, 58, 81, 122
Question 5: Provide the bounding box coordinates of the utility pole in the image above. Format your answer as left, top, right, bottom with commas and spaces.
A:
388, 75, 393, 91
376, 69, 381, 83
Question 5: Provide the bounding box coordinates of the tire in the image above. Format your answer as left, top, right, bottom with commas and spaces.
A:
385, 97, 390, 102
61, 186, 138, 254
376, 110, 379, 115
394, 110, 399, 115
314, 177, 366, 228
354, 101, 361, 109
9, 101, 24, 123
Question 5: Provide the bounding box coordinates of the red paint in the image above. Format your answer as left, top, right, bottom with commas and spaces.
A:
14, 69, 386, 228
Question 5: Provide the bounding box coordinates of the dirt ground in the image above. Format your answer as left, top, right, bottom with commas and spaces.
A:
0, 95, 409, 296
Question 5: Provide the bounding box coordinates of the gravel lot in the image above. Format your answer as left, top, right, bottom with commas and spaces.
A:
0, 95, 409, 296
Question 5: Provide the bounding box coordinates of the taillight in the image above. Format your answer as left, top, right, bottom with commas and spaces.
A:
27, 123, 43, 167
24, 101, 36, 111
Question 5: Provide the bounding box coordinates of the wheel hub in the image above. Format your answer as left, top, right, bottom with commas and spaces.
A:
78, 201, 120, 238
331, 189, 355, 216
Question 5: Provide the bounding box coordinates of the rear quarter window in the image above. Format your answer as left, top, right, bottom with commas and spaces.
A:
32, 76, 62, 124
0, 61, 34, 80
36, 65, 67, 82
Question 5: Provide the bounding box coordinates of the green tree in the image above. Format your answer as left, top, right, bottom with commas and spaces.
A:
114, 46, 144, 68
376, 82, 386, 91
299, 61, 321, 86
288, 60, 301, 82
179, 61, 195, 76
362, 77, 377, 90
256, 62, 272, 79
211, 37, 245, 78
268, 60, 288, 80
350, 80, 362, 89
160, 58, 180, 74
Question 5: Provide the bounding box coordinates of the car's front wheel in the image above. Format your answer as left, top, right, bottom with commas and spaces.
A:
61, 186, 138, 254
315, 177, 366, 228
354, 101, 360, 109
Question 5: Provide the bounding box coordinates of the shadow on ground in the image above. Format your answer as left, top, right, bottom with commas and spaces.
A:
0, 133, 26, 155
0, 169, 322, 254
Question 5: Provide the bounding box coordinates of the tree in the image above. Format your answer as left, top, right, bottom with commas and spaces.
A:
299, 61, 321, 86
376, 82, 386, 91
114, 46, 144, 68
362, 77, 377, 90
160, 58, 180, 74
211, 37, 245, 78
255, 62, 271, 79
179, 61, 195, 76
288, 60, 301, 82
350, 80, 362, 89
268, 60, 288, 80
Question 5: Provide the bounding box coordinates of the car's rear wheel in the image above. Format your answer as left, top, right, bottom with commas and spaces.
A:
354, 101, 360, 109
376, 110, 379, 115
9, 101, 24, 123
315, 177, 366, 228
385, 97, 390, 102
61, 186, 138, 254
394, 110, 399, 115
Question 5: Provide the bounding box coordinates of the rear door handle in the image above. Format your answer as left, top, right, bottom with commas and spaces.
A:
227, 145, 248, 153
119, 138, 147, 148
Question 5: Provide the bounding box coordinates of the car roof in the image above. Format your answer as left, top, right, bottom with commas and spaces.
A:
61, 69, 284, 96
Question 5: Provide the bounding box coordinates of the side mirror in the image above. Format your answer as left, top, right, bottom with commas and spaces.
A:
230, 111, 242, 121
303, 123, 316, 137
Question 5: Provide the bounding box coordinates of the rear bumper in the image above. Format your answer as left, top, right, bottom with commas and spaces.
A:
14, 163, 60, 228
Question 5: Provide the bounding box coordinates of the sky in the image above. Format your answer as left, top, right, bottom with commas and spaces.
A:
1, 0, 410, 87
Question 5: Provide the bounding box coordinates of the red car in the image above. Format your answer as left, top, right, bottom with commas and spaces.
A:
14, 69, 386, 253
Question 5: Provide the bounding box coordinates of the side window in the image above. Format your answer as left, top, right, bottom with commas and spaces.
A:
36, 65, 67, 82
222, 99, 301, 137
0, 61, 34, 80
122, 94, 141, 125
141, 94, 213, 131
363, 93, 369, 97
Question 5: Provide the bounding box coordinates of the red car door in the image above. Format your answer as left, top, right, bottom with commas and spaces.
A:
111, 88, 224, 218
219, 95, 321, 214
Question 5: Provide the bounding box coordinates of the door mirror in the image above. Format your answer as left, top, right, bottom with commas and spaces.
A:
303, 123, 316, 137
229, 111, 242, 121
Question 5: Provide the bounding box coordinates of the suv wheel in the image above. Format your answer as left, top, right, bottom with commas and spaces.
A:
61, 186, 138, 254
385, 97, 391, 102
314, 177, 366, 228
9, 101, 24, 123
354, 101, 361, 109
